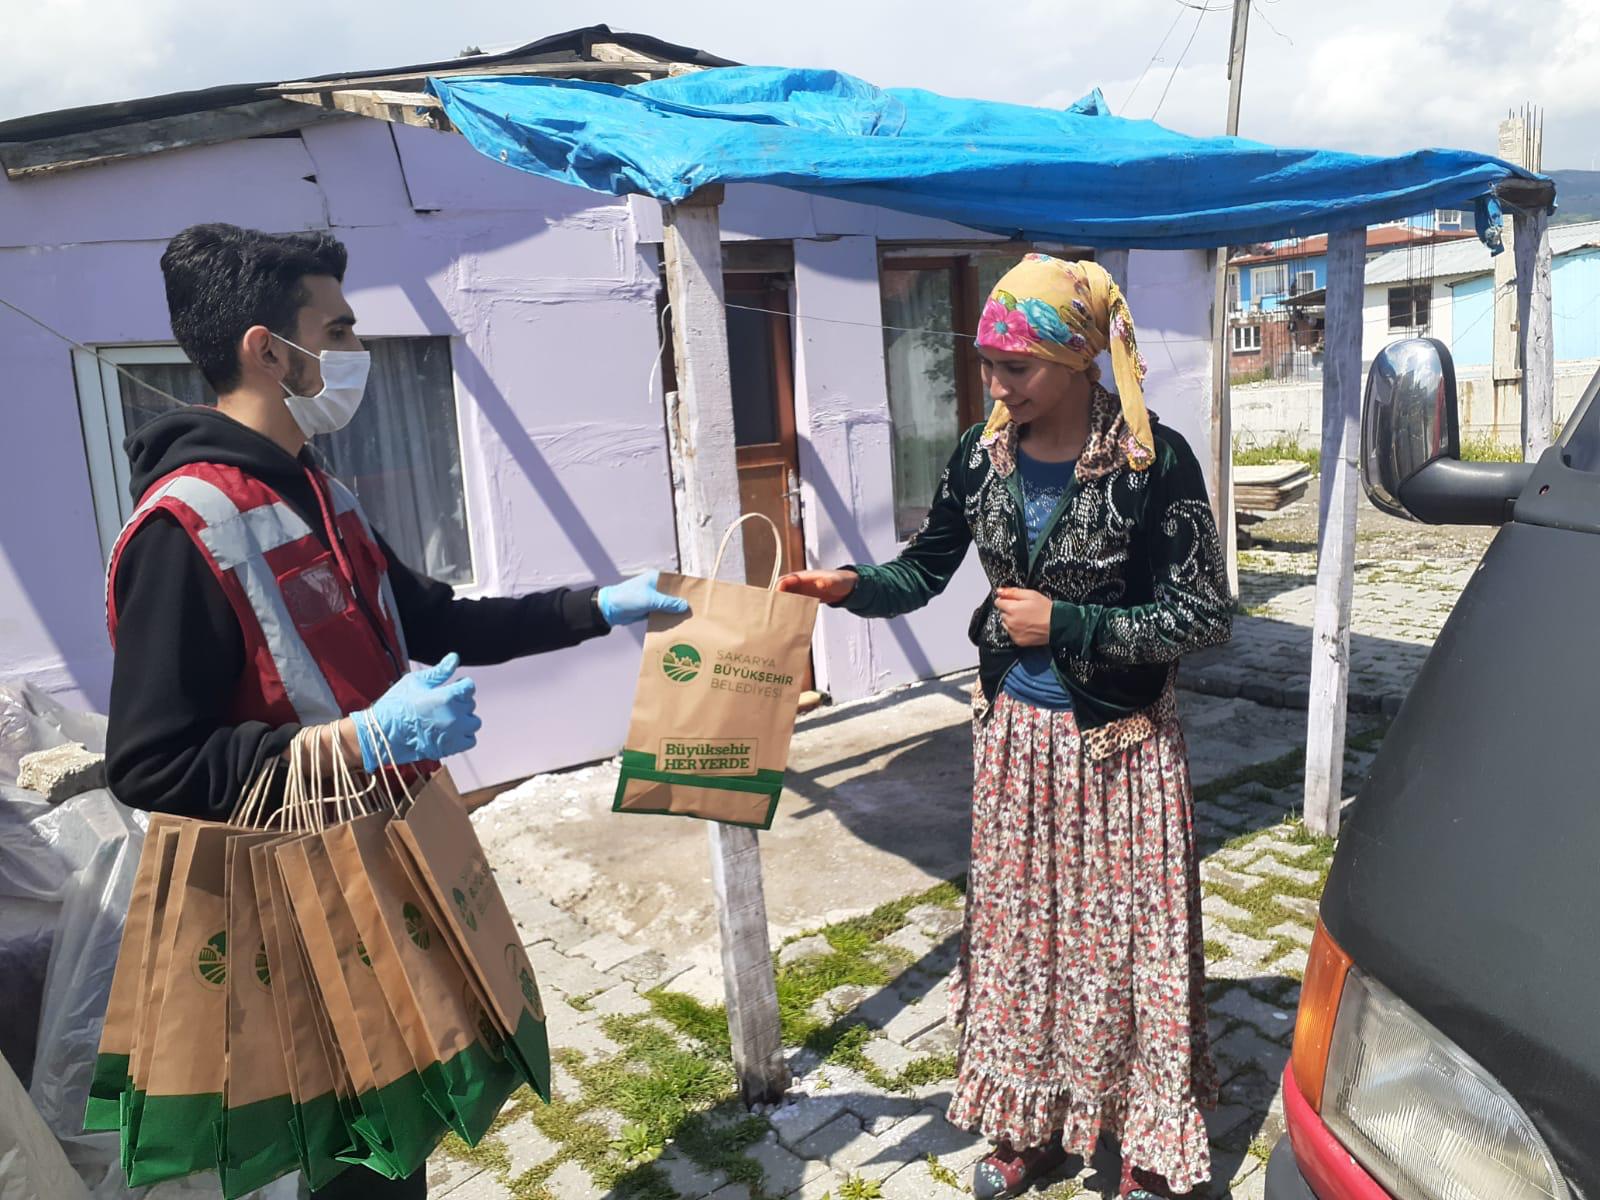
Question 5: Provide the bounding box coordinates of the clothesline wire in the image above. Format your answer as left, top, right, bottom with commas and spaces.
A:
0, 293, 188, 408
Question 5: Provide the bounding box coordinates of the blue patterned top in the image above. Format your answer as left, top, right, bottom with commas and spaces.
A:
1001, 448, 1076, 710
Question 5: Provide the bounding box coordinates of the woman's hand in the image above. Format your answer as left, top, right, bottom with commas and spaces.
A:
995, 587, 1053, 648
777, 569, 858, 605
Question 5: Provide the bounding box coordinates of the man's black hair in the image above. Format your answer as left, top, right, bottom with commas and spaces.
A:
160, 224, 348, 392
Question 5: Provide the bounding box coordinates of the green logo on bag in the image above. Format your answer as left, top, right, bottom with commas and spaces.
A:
452, 887, 478, 931
662, 643, 702, 683
356, 938, 372, 968
195, 931, 227, 989
403, 902, 432, 950
505, 943, 546, 1020
254, 940, 271, 989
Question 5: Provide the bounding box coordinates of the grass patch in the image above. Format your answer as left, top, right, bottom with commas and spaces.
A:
576, 1015, 735, 1148
1459, 433, 1523, 462
925, 1152, 962, 1188
644, 989, 731, 1058
1204, 938, 1230, 963
835, 1176, 887, 1199
1233, 434, 1320, 473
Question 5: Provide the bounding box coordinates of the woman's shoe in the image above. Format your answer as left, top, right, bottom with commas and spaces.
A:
971, 1136, 1068, 1198
1119, 1161, 1195, 1199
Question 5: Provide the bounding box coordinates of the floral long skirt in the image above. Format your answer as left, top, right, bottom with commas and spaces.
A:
946, 692, 1216, 1190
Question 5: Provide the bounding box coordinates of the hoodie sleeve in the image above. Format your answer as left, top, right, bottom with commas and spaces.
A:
375, 532, 611, 668
105, 516, 298, 819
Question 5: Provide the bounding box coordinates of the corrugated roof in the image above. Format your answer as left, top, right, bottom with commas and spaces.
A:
1231, 225, 1476, 266
1365, 219, 1600, 285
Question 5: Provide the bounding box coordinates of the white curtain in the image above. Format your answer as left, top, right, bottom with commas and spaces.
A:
881, 269, 961, 540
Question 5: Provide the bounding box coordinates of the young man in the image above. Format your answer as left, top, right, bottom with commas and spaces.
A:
104, 223, 685, 1198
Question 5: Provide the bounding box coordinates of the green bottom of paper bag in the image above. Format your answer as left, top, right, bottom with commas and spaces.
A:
293, 1090, 357, 1191
85, 1052, 129, 1132
344, 1070, 450, 1181
506, 1009, 552, 1103
422, 1038, 522, 1144
218, 1092, 300, 1199
614, 751, 784, 830
125, 1090, 221, 1186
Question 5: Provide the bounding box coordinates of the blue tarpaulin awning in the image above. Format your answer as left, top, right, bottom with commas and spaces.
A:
425, 66, 1550, 251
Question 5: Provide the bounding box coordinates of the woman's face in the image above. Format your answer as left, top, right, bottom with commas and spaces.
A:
978, 348, 1087, 424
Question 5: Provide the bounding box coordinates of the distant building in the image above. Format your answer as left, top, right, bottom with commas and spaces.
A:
1225, 215, 1477, 382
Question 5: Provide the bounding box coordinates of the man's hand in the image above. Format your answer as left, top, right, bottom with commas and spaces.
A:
994, 587, 1053, 648
776, 570, 858, 605
352, 652, 481, 771
598, 570, 691, 627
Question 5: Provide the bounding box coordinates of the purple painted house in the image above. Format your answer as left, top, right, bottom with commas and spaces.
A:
0, 28, 1219, 790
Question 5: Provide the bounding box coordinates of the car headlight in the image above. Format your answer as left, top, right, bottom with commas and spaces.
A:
1322, 969, 1570, 1200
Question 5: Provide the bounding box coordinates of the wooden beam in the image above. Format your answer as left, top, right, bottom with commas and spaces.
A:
1210, 249, 1239, 597
1303, 227, 1365, 838
1514, 207, 1555, 461
0, 99, 347, 179
660, 186, 789, 1106
266, 58, 673, 98
279, 88, 453, 134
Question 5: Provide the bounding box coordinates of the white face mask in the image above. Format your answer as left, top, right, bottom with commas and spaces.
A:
274, 334, 371, 438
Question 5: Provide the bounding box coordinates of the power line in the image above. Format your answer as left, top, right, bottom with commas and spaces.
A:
1152, 5, 1209, 121
1123, 4, 1189, 113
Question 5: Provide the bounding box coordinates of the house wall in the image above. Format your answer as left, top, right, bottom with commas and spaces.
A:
1236, 255, 1325, 313
1449, 250, 1600, 370
0, 118, 679, 791
0, 119, 1218, 786
1360, 277, 1458, 367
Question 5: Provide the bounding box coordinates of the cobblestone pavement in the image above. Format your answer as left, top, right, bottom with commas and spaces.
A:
1182, 492, 1495, 716
425, 489, 1471, 1199
427, 728, 1382, 1200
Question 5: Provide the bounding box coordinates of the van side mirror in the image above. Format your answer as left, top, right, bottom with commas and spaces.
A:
1361, 338, 1532, 526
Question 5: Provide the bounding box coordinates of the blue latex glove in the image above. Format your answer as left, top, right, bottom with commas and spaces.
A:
597, 570, 691, 627
353, 652, 481, 771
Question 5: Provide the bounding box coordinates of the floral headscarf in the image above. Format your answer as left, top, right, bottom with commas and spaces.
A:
976, 254, 1154, 471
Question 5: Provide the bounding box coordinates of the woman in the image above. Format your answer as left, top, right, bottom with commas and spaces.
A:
779, 256, 1231, 1198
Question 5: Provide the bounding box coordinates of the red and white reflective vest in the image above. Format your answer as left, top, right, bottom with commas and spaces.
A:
106, 460, 410, 728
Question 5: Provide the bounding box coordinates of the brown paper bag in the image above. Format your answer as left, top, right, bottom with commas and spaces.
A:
219, 831, 298, 1197
126, 823, 244, 1186
255, 837, 361, 1190
86, 814, 188, 1132
325, 812, 521, 1144
276, 830, 447, 1181
385, 768, 551, 1101
614, 514, 819, 828
122, 820, 200, 1181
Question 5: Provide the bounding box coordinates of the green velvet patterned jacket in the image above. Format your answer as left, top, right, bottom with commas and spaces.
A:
844, 385, 1231, 732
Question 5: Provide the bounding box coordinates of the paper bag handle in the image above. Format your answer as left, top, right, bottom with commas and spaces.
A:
711, 513, 785, 591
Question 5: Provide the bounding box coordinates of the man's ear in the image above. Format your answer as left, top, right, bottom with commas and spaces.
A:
239, 325, 280, 377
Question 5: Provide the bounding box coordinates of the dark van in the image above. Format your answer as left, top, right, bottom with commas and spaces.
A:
1266, 339, 1597, 1200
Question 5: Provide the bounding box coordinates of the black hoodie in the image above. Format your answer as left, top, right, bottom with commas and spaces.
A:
105, 407, 609, 819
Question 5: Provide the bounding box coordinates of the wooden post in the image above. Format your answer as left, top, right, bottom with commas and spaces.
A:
660, 188, 790, 1106
1514, 206, 1555, 461
1303, 228, 1365, 837
1207, 0, 1252, 598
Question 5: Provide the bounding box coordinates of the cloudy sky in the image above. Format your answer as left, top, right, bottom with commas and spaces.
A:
2, 0, 1596, 168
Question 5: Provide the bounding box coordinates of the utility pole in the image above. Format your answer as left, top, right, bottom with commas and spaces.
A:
1209, 0, 1251, 597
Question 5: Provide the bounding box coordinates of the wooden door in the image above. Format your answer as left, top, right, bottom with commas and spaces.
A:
724, 275, 806, 588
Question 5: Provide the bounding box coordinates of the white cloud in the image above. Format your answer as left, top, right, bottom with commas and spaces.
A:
1, 0, 1594, 168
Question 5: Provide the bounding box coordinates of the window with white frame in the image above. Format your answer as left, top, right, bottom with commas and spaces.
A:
1251, 264, 1289, 301
74, 337, 474, 584
1293, 270, 1317, 295
1435, 209, 1467, 231
1232, 325, 1262, 353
